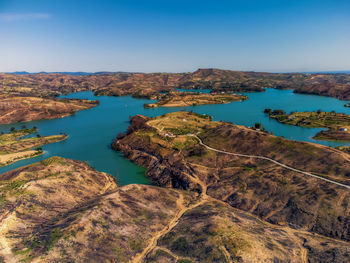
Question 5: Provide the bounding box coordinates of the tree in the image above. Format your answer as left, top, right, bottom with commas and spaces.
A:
264, 108, 272, 114
254, 123, 262, 129
35, 147, 43, 152
37, 134, 41, 138
10, 127, 15, 132
272, 109, 286, 116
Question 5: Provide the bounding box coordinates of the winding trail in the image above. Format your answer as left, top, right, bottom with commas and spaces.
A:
131, 128, 349, 262
190, 135, 350, 190
132, 192, 208, 263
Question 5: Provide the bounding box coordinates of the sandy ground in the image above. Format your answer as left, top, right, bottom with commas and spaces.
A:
0, 150, 39, 166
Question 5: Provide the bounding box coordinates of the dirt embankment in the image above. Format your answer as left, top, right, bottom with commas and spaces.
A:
0, 96, 99, 124
113, 112, 350, 243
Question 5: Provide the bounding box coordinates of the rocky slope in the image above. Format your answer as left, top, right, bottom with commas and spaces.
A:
294, 82, 350, 100
0, 95, 99, 124
2, 69, 350, 100
113, 112, 350, 243
1, 157, 349, 262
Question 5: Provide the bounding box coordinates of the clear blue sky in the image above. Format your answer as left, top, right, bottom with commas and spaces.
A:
0, 0, 349, 73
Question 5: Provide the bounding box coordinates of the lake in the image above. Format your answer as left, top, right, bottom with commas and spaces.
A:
1, 88, 349, 185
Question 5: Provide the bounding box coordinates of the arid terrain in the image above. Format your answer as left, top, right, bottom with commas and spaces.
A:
2, 69, 350, 100
114, 112, 350, 244
1, 69, 350, 262
294, 82, 350, 100
267, 110, 350, 141
0, 127, 67, 167
0, 157, 349, 262
144, 92, 247, 108
0, 95, 99, 124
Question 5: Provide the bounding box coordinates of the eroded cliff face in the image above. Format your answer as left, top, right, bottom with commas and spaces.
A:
0, 96, 99, 124
113, 112, 350, 243
0, 157, 349, 262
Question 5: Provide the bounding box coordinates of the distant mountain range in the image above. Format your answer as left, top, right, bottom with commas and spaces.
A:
4, 70, 350, 75
4, 71, 133, 76
304, 71, 350, 74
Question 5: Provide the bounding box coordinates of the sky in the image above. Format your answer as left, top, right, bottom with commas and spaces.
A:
0, 0, 349, 73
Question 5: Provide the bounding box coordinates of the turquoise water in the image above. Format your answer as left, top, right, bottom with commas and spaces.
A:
177, 88, 211, 93
0, 89, 349, 185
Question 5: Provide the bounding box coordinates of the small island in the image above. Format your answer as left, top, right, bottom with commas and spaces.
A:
143, 91, 247, 108
0, 126, 67, 167
265, 109, 350, 141
345, 103, 350, 107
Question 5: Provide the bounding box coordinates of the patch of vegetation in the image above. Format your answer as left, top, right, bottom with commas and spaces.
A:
0, 180, 27, 207
267, 110, 350, 129
177, 259, 193, 263
129, 238, 143, 251
171, 237, 189, 253
113, 247, 128, 262
41, 157, 69, 166
44, 228, 64, 251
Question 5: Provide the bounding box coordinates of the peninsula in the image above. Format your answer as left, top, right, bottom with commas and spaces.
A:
266, 109, 350, 141
144, 92, 247, 108
0, 127, 67, 167
114, 111, 350, 244
0, 95, 99, 124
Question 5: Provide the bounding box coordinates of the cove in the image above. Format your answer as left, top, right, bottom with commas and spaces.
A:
0, 89, 349, 185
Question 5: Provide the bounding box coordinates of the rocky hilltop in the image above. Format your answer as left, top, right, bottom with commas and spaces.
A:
0, 157, 349, 262
2, 69, 350, 100
0, 95, 99, 124
114, 112, 350, 243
